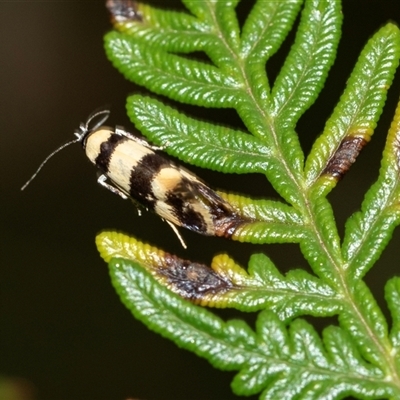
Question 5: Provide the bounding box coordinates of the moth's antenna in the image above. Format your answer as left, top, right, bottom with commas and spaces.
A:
20, 138, 81, 191
81, 108, 111, 135
21, 107, 111, 191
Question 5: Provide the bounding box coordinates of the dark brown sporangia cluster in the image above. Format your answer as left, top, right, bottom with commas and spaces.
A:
106, 0, 142, 23
157, 253, 235, 302
322, 135, 368, 179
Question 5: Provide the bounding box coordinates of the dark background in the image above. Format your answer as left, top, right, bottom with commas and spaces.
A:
1, 1, 400, 400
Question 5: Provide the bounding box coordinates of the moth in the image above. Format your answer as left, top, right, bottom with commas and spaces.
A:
22, 109, 247, 247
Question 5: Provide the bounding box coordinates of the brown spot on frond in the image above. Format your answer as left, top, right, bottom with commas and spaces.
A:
158, 254, 234, 302
322, 136, 368, 180
106, 0, 142, 23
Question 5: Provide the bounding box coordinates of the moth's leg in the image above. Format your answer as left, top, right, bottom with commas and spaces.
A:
166, 220, 187, 249
97, 174, 128, 200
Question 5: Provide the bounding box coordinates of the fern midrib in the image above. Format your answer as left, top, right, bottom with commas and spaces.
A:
305, 83, 400, 383
305, 193, 400, 387
206, 0, 348, 302
302, 194, 400, 392
347, 288, 400, 384
229, 36, 400, 387
205, 2, 306, 198
231, 20, 400, 391
235, 74, 400, 397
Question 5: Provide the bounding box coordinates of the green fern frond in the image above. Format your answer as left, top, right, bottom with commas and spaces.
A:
105, 255, 395, 399
102, 0, 400, 398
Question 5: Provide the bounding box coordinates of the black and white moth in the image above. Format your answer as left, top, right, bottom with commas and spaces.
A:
22, 109, 247, 246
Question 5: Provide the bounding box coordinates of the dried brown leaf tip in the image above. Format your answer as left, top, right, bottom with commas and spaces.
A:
96, 231, 245, 307
157, 253, 235, 303
322, 134, 369, 180
106, 0, 142, 23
